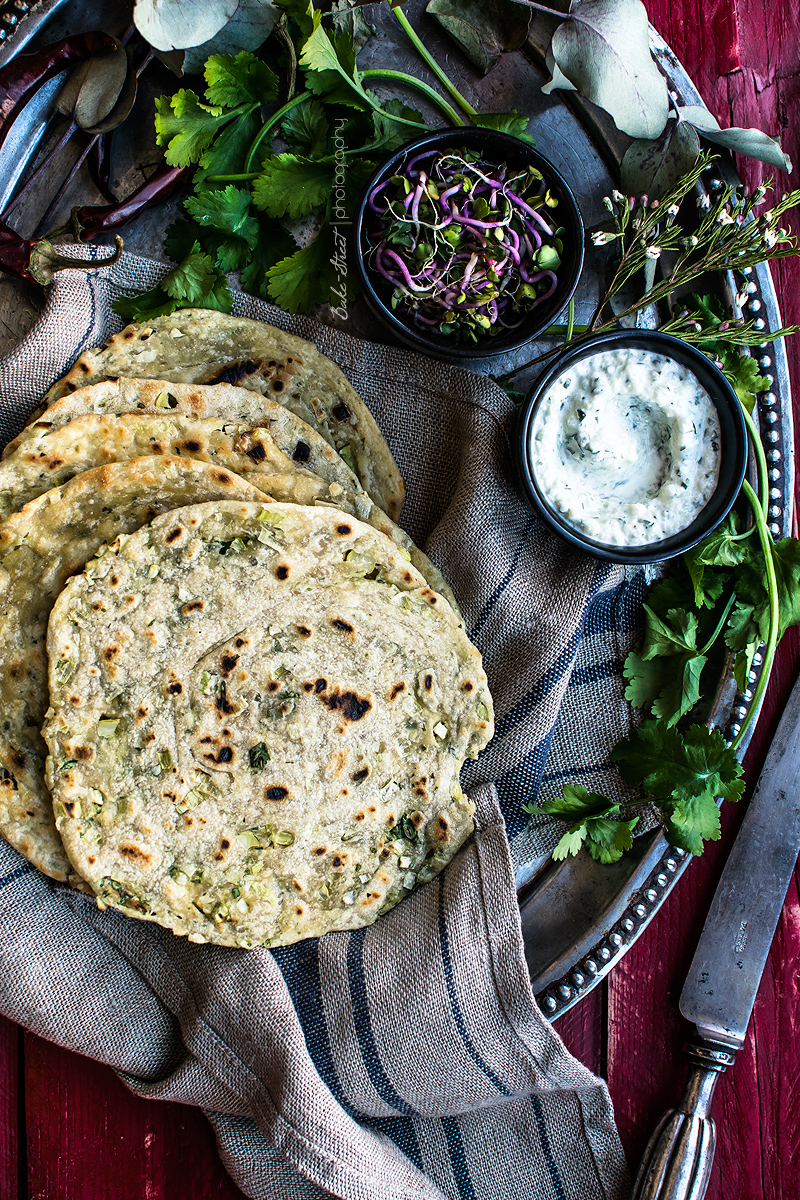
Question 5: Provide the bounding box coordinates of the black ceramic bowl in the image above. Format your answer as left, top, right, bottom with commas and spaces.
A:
352, 127, 584, 361
516, 330, 749, 564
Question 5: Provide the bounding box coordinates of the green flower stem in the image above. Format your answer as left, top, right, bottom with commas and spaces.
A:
205, 172, 258, 182
244, 93, 311, 173
731, 479, 779, 752
361, 69, 465, 127
388, 3, 477, 118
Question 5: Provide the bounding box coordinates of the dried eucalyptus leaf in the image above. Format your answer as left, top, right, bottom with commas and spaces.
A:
57, 59, 92, 116
541, 46, 577, 95
182, 0, 278, 74
426, 0, 530, 75
678, 105, 793, 173
133, 0, 238, 53
331, 0, 376, 56
153, 48, 186, 76
74, 42, 129, 131
548, 0, 669, 139
620, 118, 700, 198
82, 50, 139, 135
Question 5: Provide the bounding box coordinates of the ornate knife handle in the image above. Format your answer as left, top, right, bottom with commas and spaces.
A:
630, 1038, 738, 1200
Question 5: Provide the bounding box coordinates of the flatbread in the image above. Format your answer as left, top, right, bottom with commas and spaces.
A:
44, 502, 493, 946
41, 309, 405, 521
0, 397, 456, 608
0, 457, 270, 881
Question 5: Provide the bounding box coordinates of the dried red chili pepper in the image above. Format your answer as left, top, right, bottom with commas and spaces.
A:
87, 134, 114, 201
0, 163, 187, 284
70, 163, 190, 240
0, 218, 122, 285
0, 32, 117, 155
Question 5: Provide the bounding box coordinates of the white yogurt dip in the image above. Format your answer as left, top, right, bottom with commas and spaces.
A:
528, 348, 722, 546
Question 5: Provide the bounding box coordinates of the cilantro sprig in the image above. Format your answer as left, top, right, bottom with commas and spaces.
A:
534, 323, 797, 864
116, 1, 537, 322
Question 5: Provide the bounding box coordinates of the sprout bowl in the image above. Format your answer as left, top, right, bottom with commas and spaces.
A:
353, 128, 584, 361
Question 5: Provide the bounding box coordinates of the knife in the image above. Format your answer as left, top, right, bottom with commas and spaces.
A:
630, 671, 800, 1200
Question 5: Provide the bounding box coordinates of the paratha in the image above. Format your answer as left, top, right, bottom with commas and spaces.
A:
0, 457, 270, 881
0, 398, 456, 607
40, 309, 404, 520
44, 502, 493, 946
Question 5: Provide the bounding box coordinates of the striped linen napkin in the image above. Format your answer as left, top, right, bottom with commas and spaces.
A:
0, 250, 637, 1200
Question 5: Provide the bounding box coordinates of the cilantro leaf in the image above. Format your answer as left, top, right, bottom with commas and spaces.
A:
240, 223, 298, 298
650, 652, 707, 726
164, 219, 205, 263
540, 783, 617, 821
274, 0, 316, 40
300, 24, 367, 108
371, 99, 427, 154
683, 513, 748, 607
552, 824, 589, 860
584, 815, 639, 863
253, 153, 333, 218
184, 185, 260, 270
472, 110, 536, 148
724, 599, 759, 654
541, 785, 639, 864
769, 537, 800, 637
735, 536, 800, 644
664, 792, 722, 856
204, 51, 278, 108
281, 94, 329, 157
612, 721, 745, 810
641, 604, 699, 659
720, 348, 770, 410
195, 108, 261, 187
267, 228, 340, 312
162, 246, 220, 302
155, 90, 236, 167
112, 287, 182, 324
623, 650, 664, 710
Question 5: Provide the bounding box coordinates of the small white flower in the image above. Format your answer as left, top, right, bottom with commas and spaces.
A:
645, 245, 662, 259
603, 195, 614, 211
591, 230, 610, 246
735, 291, 748, 308
716, 209, 735, 225
612, 189, 625, 203
764, 228, 779, 248
667, 204, 680, 218
697, 194, 711, 210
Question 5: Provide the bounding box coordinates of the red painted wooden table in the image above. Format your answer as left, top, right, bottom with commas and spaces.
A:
1, 2, 798, 1197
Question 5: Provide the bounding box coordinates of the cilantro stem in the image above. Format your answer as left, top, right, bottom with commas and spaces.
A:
360, 69, 464, 127
699, 592, 737, 656
565, 297, 575, 343
731, 480, 779, 751
738, 398, 770, 520
388, 3, 477, 118
244, 93, 311, 173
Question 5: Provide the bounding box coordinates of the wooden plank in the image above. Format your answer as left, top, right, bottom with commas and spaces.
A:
553, 983, 604, 1077
0, 1016, 18, 1200
23, 1032, 247, 1200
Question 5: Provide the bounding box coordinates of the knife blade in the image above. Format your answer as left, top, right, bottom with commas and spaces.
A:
632, 670, 800, 1200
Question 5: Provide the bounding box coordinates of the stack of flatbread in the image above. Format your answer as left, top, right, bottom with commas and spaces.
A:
0, 309, 493, 948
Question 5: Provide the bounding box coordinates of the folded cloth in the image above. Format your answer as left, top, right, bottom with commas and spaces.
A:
0, 250, 637, 1200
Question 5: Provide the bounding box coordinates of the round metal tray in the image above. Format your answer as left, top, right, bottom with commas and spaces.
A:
0, 0, 791, 1020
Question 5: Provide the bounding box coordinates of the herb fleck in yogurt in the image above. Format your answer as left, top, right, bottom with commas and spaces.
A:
529, 349, 721, 546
